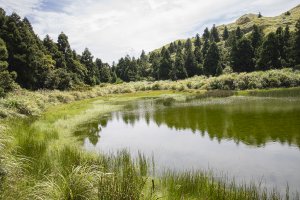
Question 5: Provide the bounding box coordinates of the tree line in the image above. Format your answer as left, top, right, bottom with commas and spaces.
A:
115, 19, 300, 82
0, 8, 116, 96
1, 7, 300, 96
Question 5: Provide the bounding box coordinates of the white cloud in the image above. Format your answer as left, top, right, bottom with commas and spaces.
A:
0, 0, 41, 16
0, 0, 299, 63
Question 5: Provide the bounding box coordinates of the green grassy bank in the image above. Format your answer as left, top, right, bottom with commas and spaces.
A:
1, 87, 300, 199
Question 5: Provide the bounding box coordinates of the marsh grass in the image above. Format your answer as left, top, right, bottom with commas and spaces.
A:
1, 85, 300, 199
246, 87, 300, 98
2, 117, 296, 200
159, 171, 294, 200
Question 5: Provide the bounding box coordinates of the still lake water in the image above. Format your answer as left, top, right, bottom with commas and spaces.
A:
83, 96, 300, 193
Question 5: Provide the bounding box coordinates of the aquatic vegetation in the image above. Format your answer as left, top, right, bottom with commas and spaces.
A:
1, 88, 300, 199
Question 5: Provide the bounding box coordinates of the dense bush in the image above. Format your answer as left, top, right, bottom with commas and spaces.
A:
203, 69, 300, 90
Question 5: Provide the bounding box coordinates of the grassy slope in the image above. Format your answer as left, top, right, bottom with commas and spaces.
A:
154, 4, 300, 53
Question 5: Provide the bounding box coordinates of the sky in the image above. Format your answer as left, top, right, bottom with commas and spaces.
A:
0, 0, 299, 64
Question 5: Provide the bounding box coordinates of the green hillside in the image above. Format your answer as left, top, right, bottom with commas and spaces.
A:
156, 4, 300, 52
1, 4, 300, 94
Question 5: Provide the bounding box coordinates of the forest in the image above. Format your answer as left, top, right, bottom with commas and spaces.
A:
1, 7, 300, 97
1, 3, 300, 200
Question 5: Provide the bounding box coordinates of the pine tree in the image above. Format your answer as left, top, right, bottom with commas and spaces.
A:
294, 19, 300, 66
185, 38, 193, 51
81, 48, 98, 85
127, 57, 139, 81
96, 58, 111, 83
251, 25, 263, 50
203, 27, 210, 41
138, 50, 150, 78
194, 46, 203, 64
159, 47, 172, 80
2, 13, 53, 89
230, 37, 238, 71
0, 8, 6, 28
283, 25, 290, 46
202, 39, 209, 57
231, 37, 255, 72
185, 45, 198, 77
257, 32, 281, 70
177, 40, 183, 50
43, 35, 67, 69
258, 12, 262, 18
169, 49, 188, 80
194, 33, 201, 48
149, 52, 161, 80
283, 25, 292, 66
210, 24, 220, 42
203, 42, 221, 76
276, 27, 285, 60
235, 26, 243, 40
0, 38, 16, 96
223, 26, 229, 40
168, 42, 176, 54
57, 32, 71, 53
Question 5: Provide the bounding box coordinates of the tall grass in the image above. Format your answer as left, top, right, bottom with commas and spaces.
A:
1, 117, 297, 200
159, 171, 292, 200
247, 87, 300, 97
1, 78, 300, 199
1, 69, 300, 119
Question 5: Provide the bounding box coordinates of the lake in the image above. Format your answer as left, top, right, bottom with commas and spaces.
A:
82, 96, 300, 193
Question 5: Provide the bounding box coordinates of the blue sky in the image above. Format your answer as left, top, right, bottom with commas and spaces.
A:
0, 0, 299, 63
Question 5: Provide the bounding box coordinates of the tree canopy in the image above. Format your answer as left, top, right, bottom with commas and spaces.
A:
0, 7, 299, 95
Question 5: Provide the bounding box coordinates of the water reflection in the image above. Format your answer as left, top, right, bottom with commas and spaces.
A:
80, 97, 300, 148
81, 97, 300, 192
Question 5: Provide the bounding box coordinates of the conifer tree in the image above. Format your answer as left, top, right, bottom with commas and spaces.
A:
57, 32, 71, 53
43, 35, 67, 69
294, 19, 300, 66
203, 27, 210, 41
185, 45, 198, 77
202, 39, 209, 58
185, 38, 193, 51
127, 57, 139, 81
251, 25, 263, 51
223, 26, 229, 40
283, 25, 292, 66
235, 26, 243, 40
0, 38, 16, 96
203, 42, 221, 76
168, 42, 176, 54
258, 12, 262, 18
194, 46, 203, 64
210, 24, 220, 42
231, 37, 255, 72
169, 49, 188, 80
194, 33, 201, 48
149, 52, 161, 80
177, 40, 183, 50
96, 58, 111, 83
257, 32, 281, 70
81, 48, 99, 85
159, 47, 172, 80
138, 50, 150, 78
276, 27, 285, 60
